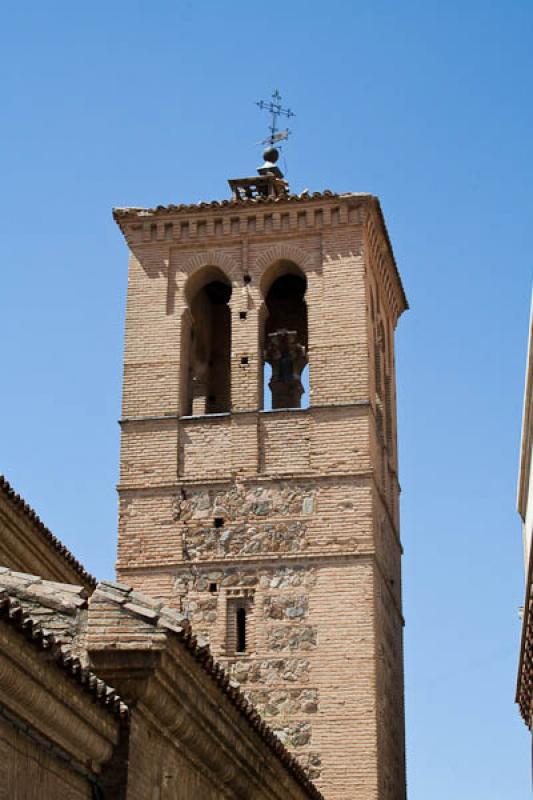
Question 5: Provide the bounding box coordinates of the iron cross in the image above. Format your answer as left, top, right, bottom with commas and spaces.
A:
256, 89, 295, 146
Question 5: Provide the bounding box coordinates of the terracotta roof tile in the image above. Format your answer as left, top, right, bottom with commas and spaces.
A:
0, 589, 127, 721
112, 189, 339, 219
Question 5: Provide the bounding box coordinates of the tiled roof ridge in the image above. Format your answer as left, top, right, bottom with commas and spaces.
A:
0, 588, 127, 721
96, 580, 324, 799
0, 475, 96, 588
113, 189, 341, 218
0, 567, 88, 613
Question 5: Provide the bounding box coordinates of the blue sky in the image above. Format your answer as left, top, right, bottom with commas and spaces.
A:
1, 2, 532, 797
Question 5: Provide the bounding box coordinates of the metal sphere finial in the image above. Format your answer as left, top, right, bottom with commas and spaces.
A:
263, 146, 279, 164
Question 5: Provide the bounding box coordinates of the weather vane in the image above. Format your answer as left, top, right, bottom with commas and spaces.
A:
256, 89, 295, 147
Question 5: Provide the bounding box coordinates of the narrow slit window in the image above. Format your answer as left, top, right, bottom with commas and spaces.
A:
227, 597, 253, 655
236, 606, 246, 653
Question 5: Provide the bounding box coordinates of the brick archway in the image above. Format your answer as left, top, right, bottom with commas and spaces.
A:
183, 250, 241, 286
254, 243, 314, 278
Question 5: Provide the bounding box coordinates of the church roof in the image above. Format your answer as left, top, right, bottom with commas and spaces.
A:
0, 574, 126, 720
0, 475, 96, 589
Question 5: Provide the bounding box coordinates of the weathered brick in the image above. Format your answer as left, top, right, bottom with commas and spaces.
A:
114, 192, 407, 800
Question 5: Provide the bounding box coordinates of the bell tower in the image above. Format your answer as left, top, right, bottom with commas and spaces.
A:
113, 138, 408, 799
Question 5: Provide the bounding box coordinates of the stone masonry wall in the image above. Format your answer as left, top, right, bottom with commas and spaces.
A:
118, 477, 374, 573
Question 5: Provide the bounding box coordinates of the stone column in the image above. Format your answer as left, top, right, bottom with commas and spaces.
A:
265, 329, 307, 409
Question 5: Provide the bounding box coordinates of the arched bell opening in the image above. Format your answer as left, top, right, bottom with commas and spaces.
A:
261, 263, 308, 410
182, 266, 232, 416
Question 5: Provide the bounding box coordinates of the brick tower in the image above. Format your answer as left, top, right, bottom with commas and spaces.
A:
113, 151, 408, 799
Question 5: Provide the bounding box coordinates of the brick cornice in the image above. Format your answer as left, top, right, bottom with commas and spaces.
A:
114, 189, 408, 334
113, 189, 341, 222
364, 201, 408, 325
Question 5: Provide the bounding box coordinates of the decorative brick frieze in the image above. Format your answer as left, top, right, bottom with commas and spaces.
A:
114, 193, 366, 249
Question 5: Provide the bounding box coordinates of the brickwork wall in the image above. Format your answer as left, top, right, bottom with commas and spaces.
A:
0, 601, 120, 800
126, 712, 224, 800
115, 193, 407, 800
221, 561, 380, 797
0, 717, 91, 800
375, 566, 406, 800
